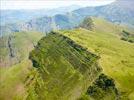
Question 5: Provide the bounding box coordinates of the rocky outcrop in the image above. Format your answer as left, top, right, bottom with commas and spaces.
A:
8, 36, 15, 58
0, 32, 43, 67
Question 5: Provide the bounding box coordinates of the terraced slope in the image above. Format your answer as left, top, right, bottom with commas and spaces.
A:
28, 32, 102, 100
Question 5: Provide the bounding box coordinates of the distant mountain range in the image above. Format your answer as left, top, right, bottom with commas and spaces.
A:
1, 0, 134, 36
73, 0, 134, 26
0, 5, 81, 25
0, 13, 80, 36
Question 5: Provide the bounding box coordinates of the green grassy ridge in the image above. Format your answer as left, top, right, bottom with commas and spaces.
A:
80, 17, 134, 42
0, 31, 43, 67
28, 32, 102, 100
59, 27, 134, 99
92, 17, 134, 44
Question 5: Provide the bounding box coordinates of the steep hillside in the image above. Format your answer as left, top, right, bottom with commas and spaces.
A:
28, 32, 102, 100
1, 31, 118, 100
0, 31, 43, 67
59, 25, 134, 99
0, 30, 121, 100
0, 60, 33, 100
0, 31, 43, 99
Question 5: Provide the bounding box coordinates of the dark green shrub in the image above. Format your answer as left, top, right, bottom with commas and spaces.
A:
121, 37, 127, 41
128, 39, 134, 43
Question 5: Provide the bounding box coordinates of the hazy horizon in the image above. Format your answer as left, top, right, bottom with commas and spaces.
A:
1, 0, 116, 10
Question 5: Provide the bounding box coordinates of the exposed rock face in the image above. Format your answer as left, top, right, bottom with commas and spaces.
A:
8, 36, 15, 58
0, 36, 20, 67
0, 32, 43, 67
28, 32, 102, 100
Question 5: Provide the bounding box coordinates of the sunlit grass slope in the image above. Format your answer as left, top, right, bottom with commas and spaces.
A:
59, 26, 134, 99
0, 60, 32, 100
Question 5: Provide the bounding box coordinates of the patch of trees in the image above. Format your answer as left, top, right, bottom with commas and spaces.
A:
80, 17, 94, 31
86, 73, 120, 100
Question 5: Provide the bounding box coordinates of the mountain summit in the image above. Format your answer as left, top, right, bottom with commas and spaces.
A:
112, 0, 134, 10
